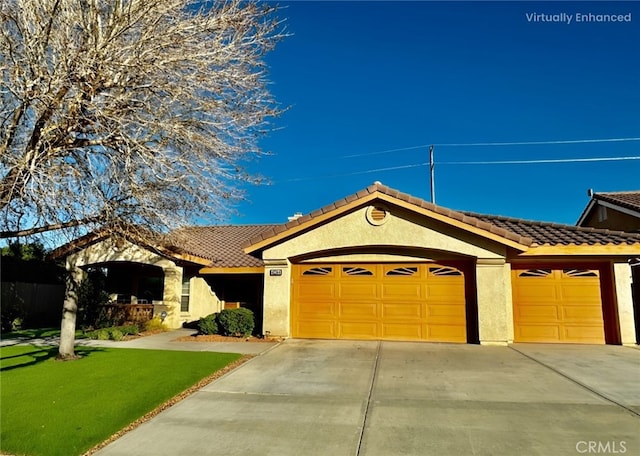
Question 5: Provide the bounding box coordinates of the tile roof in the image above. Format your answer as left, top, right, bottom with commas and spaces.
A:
244, 182, 535, 248
464, 212, 640, 246
594, 191, 640, 213
166, 225, 277, 268
57, 184, 640, 268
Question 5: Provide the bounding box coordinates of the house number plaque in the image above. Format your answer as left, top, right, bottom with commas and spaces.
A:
270, 269, 283, 276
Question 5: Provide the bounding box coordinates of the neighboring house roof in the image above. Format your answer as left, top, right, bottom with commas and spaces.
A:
167, 225, 277, 269
576, 190, 640, 226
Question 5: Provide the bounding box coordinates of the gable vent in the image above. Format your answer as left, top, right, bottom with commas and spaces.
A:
366, 205, 389, 225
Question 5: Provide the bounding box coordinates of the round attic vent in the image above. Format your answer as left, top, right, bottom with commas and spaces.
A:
366, 205, 389, 226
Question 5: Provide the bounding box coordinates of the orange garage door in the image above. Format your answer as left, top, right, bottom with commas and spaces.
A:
512, 268, 605, 344
291, 263, 466, 342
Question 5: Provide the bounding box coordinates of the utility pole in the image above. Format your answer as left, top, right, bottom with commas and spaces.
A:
429, 145, 435, 204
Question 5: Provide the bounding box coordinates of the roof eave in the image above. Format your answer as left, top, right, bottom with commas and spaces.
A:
244, 190, 531, 254
519, 243, 640, 256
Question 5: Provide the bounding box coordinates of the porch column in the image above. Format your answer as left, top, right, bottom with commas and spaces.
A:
613, 262, 636, 345
476, 259, 513, 345
262, 259, 290, 338
159, 266, 183, 329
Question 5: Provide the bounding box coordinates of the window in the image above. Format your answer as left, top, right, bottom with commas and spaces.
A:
343, 267, 373, 276
180, 276, 190, 312
563, 269, 598, 278
302, 267, 332, 276
519, 269, 552, 278
386, 267, 418, 276
429, 266, 462, 276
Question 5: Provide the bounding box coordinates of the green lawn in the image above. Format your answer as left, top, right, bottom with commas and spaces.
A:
1, 327, 84, 340
1, 345, 241, 456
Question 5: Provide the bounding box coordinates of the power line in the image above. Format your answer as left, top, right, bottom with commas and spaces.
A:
279, 155, 640, 183
341, 137, 640, 159
438, 155, 640, 165
281, 162, 427, 183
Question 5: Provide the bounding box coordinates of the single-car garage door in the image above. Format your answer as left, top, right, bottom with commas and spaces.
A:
512, 268, 605, 344
291, 263, 466, 342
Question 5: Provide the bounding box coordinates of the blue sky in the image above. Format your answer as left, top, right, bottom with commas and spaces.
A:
234, 1, 640, 226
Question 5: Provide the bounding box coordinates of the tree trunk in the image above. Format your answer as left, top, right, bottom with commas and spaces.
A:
58, 267, 83, 360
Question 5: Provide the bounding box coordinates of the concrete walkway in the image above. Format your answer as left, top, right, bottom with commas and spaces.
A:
0, 328, 278, 355
94, 340, 640, 456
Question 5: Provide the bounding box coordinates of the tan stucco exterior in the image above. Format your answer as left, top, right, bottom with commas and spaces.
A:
65, 237, 219, 329
476, 259, 514, 345
613, 262, 637, 345
260, 206, 512, 339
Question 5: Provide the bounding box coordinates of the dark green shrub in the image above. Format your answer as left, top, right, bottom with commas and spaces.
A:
217, 308, 254, 337
198, 313, 219, 335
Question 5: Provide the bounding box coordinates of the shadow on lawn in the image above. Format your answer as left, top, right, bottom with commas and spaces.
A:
0, 346, 105, 372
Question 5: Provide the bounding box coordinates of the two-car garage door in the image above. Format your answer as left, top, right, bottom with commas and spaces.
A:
291, 263, 467, 342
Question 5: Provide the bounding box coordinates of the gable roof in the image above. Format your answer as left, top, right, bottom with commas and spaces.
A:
244, 182, 534, 253
577, 190, 640, 226
244, 182, 640, 255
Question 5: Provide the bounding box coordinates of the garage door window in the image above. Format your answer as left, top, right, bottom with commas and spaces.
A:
429, 266, 462, 276
343, 267, 373, 276
563, 269, 598, 277
386, 266, 418, 276
519, 269, 552, 277
302, 267, 332, 276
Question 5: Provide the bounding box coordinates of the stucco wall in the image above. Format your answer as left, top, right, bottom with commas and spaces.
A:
476, 260, 514, 345
613, 262, 636, 345
181, 276, 222, 325
260, 206, 510, 339
66, 238, 185, 328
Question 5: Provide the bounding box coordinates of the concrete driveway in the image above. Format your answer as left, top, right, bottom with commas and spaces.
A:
96, 340, 640, 456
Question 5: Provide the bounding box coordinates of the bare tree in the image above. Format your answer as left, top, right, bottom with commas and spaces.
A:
1, 0, 283, 239
1, 0, 284, 359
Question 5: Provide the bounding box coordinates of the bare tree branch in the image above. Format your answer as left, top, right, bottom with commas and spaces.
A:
0, 0, 285, 243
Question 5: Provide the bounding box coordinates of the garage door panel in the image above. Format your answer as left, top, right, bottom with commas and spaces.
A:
297, 283, 336, 299
381, 283, 422, 299
512, 284, 557, 301
427, 284, 465, 299
295, 320, 335, 338
339, 321, 377, 339
428, 324, 467, 342
340, 283, 377, 299
297, 301, 334, 318
561, 305, 605, 322
381, 301, 422, 318
338, 301, 377, 318
382, 323, 422, 339
516, 305, 559, 321
562, 325, 605, 342
292, 263, 467, 342
512, 268, 605, 344
516, 324, 561, 342
427, 303, 466, 319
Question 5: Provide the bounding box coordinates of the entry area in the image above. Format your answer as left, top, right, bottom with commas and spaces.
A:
291, 263, 467, 342
511, 268, 606, 344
